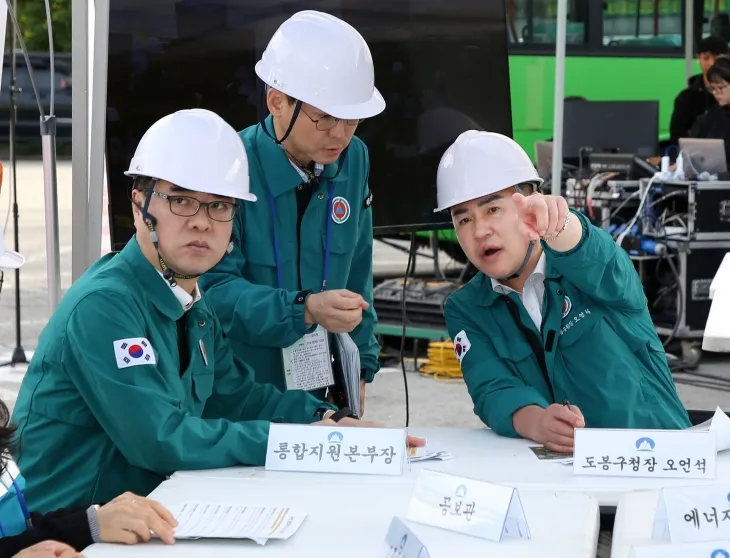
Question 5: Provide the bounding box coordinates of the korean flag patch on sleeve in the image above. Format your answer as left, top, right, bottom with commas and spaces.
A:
113, 338, 157, 369
453, 330, 472, 365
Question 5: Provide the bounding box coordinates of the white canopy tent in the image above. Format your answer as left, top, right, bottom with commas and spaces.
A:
63, 0, 698, 307
70, 0, 109, 286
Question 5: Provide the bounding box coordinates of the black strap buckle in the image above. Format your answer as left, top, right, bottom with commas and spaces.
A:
330, 407, 357, 422
295, 289, 313, 305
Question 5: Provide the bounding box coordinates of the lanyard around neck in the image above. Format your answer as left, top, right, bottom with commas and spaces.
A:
0, 474, 33, 533
266, 180, 335, 292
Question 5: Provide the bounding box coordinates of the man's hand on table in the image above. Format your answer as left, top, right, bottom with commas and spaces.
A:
97, 492, 178, 545
537, 404, 585, 453
312, 415, 426, 448
514, 403, 585, 454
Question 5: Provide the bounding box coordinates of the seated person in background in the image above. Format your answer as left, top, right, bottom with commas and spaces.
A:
11, 108, 423, 513
690, 54, 730, 163
438, 131, 691, 453
669, 35, 728, 147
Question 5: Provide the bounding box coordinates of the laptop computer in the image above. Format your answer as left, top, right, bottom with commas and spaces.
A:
678, 138, 728, 178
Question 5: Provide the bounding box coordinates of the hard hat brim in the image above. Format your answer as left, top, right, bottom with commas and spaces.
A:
124, 169, 258, 203
257, 63, 386, 120
320, 87, 386, 120
239, 193, 258, 202
433, 178, 544, 213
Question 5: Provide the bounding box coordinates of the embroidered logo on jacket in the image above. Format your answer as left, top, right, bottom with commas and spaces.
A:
453, 330, 472, 364
561, 296, 572, 319
560, 308, 593, 336
331, 196, 351, 224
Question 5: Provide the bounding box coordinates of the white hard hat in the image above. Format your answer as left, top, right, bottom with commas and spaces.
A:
0, 228, 24, 269
255, 10, 385, 120
435, 131, 542, 212
125, 108, 256, 202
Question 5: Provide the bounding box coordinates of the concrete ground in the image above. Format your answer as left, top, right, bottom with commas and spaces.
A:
1, 159, 728, 421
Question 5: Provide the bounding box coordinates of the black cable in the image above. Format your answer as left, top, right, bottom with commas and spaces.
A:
431, 232, 446, 281
4, 0, 46, 121
376, 237, 434, 259
399, 233, 416, 427
647, 190, 687, 209
662, 248, 683, 349
458, 261, 474, 283
0, 4, 27, 368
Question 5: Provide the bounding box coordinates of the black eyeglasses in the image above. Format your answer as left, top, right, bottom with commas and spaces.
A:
300, 108, 363, 131
707, 82, 729, 95
151, 191, 238, 222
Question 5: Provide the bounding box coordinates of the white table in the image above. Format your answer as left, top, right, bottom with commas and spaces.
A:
611, 489, 730, 557
84, 476, 600, 557
610, 490, 671, 557
171, 428, 730, 506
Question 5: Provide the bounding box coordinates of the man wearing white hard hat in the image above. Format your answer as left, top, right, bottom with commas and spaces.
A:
201, 11, 384, 415
10, 109, 425, 513
0, 228, 24, 270
439, 131, 690, 453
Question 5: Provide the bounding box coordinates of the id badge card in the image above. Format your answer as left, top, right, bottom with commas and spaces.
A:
282, 325, 335, 391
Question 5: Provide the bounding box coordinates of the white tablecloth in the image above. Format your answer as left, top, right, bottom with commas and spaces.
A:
172, 428, 730, 506
84, 476, 600, 557
609, 489, 730, 558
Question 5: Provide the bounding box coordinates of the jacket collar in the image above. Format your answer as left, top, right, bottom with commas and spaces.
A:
118, 236, 210, 321
254, 115, 349, 198
478, 245, 563, 307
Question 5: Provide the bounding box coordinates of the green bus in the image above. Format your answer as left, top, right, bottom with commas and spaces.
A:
508, 0, 730, 157
424, 0, 730, 245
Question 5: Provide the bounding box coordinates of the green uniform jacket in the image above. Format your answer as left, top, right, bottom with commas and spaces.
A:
199, 117, 380, 391
11, 238, 330, 513
444, 210, 691, 437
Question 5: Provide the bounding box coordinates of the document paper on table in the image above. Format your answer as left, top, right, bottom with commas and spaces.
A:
170, 502, 307, 544
334, 332, 361, 418
407, 446, 454, 463
685, 405, 730, 451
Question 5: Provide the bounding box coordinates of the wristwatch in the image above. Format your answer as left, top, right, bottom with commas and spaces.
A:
86, 504, 102, 542
330, 407, 358, 423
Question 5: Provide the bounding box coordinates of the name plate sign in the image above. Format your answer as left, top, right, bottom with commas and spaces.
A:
380, 517, 430, 558
405, 469, 530, 542
630, 541, 730, 558
652, 485, 730, 544
265, 424, 406, 476
573, 429, 717, 479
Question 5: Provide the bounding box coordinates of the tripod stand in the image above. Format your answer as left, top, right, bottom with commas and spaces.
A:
1, 4, 28, 368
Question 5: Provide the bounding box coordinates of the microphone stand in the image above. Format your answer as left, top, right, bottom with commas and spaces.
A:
0, 1, 28, 368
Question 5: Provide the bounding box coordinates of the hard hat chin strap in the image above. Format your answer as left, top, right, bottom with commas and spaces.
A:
260, 98, 303, 145
130, 179, 238, 288
135, 179, 201, 288
498, 183, 539, 282
502, 239, 537, 281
